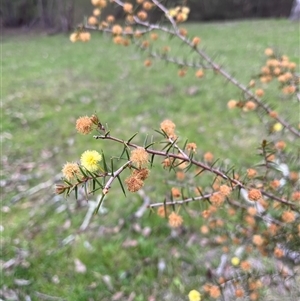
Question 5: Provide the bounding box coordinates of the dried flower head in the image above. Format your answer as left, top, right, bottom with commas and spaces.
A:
200, 225, 209, 234
255, 89, 264, 97
106, 15, 115, 23
191, 36, 201, 46
282, 85, 296, 94
247, 207, 257, 216
141, 40, 150, 48
203, 151, 214, 163
62, 162, 81, 181
178, 68, 187, 77
288, 62, 296, 70
93, 8, 101, 16
244, 100, 257, 111
275, 140, 286, 150
249, 79, 255, 87
289, 171, 299, 182
179, 27, 188, 36
274, 247, 284, 258
92, 0, 106, 8
248, 189, 262, 201
292, 191, 300, 201
144, 59, 152, 67
123, 2, 133, 13
240, 260, 251, 271
132, 168, 150, 180
150, 32, 158, 40
111, 24, 123, 35
157, 206, 168, 218
137, 10, 147, 20
269, 110, 278, 118
160, 119, 176, 138
113, 36, 123, 45
130, 147, 149, 167
55, 184, 67, 195
252, 234, 264, 246
88, 16, 98, 25
227, 99, 237, 109
264, 48, 274, 56
168, 212, 183, 228
281, 211, 295, 223
171, 187, 181, 198
70, 32, 79, 43
79, 32, 91, 42
76, 116, 94, 134
162, 158, 173, 168
80, 150, 102, 172
195, 69, 204, 78
247, 168, 257, 178
143, 1, 153, 10
210, 193, 225, 207
219, 184, 231, 197
235, 288, 244, 298
186, 142, 197, 153
209, 285, 221, 299
176, 12, 188, 23
125, 175, 144, 192
176, 171, 185, 181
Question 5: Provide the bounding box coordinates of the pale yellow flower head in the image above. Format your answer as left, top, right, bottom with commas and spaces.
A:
231, 256, 240, 266
188, 289, 201, 301
273, 122, 283, 132
80, 150, 102, 172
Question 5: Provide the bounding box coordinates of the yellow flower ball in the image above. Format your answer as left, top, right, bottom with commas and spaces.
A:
231, 256, 240, 266
80, 150, 102, 172
188, 290, 201, 301
273, 123, 283, 132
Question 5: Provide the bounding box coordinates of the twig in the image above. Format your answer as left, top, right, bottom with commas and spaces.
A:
34, 292, 66, 301
148, 192, 215, 208
135, 189, 151, 218
79, 200, 97, 231
11, 175, 60, 203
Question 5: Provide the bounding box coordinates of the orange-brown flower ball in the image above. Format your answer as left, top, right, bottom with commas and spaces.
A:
248, 189, 262, 201
130, 147, 149, 167
137, 10, 147, 20
195, 69, 204, 78
281, 211, 295, 223
88, 16, 98, 25
255, 89, 264, 97
264, 48, 274, 56
123, 2, 133, 13
168, 212, 183, 228
191, 36, 201, 47
111, 24, 123, 35
76, 116, 94, 134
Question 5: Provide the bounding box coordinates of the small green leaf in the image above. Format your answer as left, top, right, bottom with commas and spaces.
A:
117, 175, 126, 197
101, 151, 108, 172
94, 194, 105, 214
127, 132, 138, 143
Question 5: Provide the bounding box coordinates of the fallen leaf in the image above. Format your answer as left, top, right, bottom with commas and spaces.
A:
112, 291, 123, 300
122, 239, 138, 248
74, 258, 87, 273
14, 278, 31, 286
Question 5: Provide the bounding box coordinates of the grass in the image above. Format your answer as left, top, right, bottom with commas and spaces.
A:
1, 19, 299, 300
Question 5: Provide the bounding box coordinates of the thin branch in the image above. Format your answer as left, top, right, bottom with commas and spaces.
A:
148, 192, 215, 208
